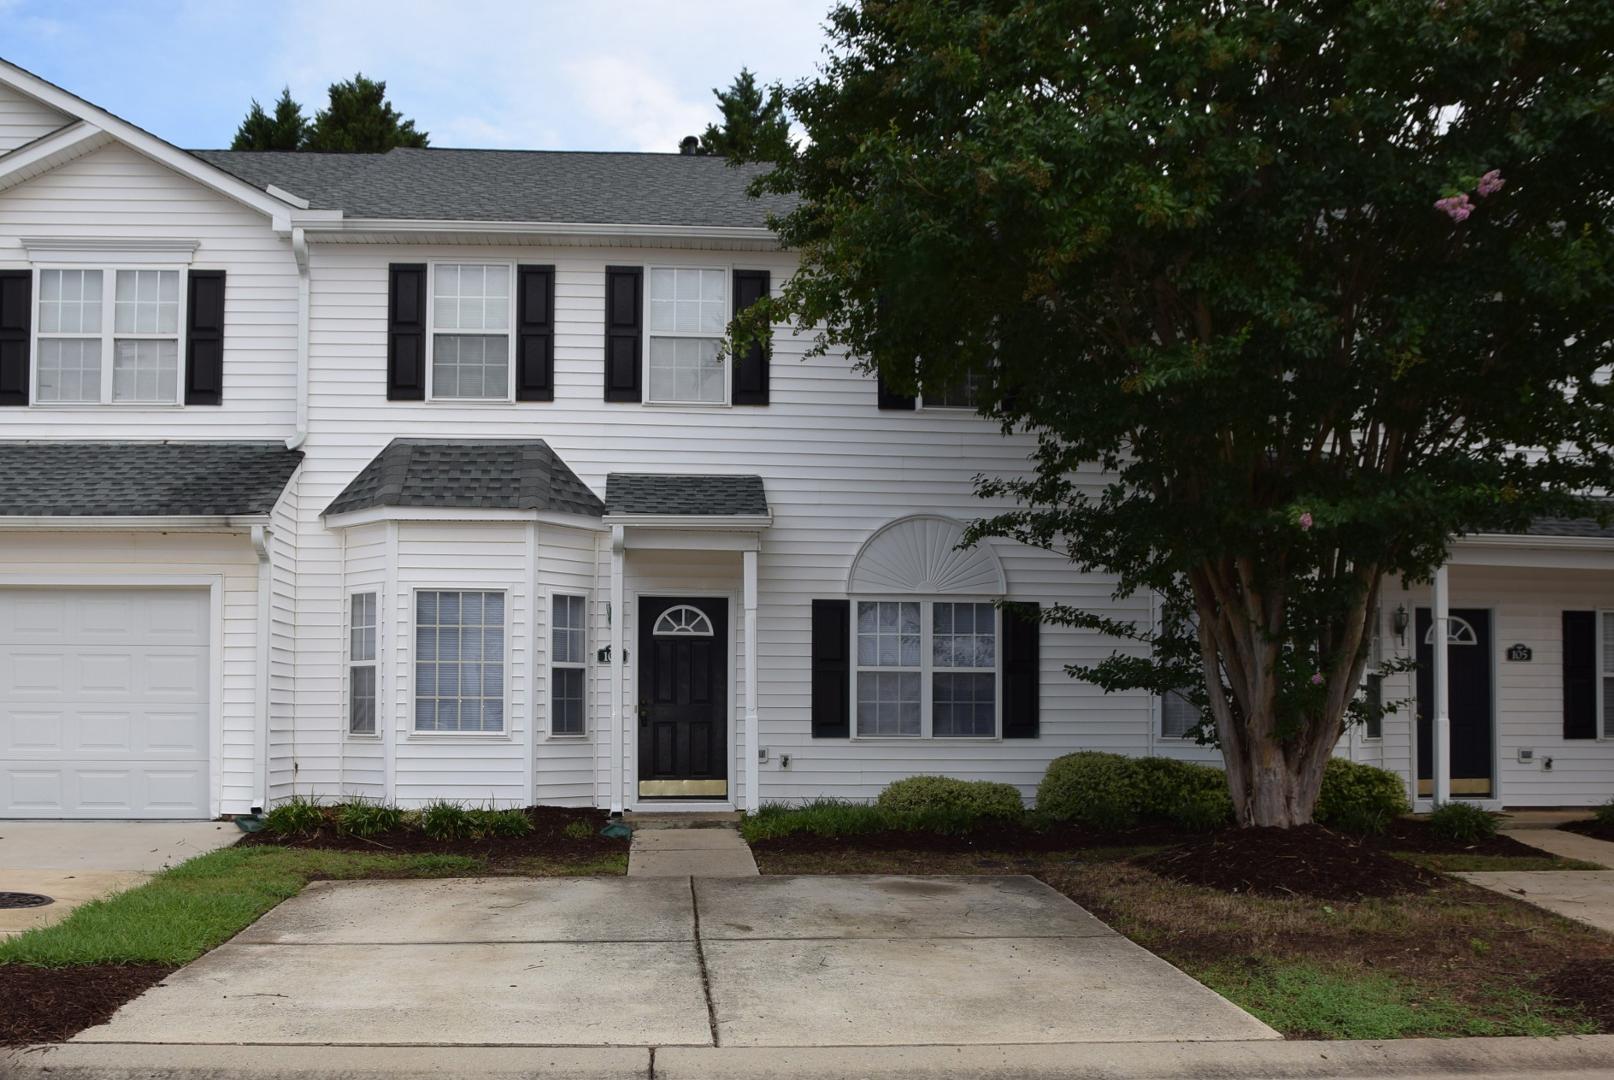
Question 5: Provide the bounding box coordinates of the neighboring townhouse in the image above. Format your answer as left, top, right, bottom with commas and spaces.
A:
1, 60, 1610, 821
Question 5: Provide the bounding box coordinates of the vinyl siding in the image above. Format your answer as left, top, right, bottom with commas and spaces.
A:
535, 524, 603, 806
0, 83, 70, 152
0, 143, 297, 438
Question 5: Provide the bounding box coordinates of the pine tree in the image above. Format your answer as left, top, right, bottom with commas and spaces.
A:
302, 74, 428, 153
689, 69, 790, 162
230, 88, 307, 151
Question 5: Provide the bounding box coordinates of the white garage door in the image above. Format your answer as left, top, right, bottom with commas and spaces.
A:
0, 587, 211, 818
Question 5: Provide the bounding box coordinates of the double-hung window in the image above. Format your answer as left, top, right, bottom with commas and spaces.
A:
348, 592, 378, 736
853, 599, 999, 738
415, 590, 506, 733
550, 593, 588, 736
1158, 606, 1200, 739
430, 263, 511, 400
35, 267, 182, 404
924, 368, 982, 410
647, 267, 727, 404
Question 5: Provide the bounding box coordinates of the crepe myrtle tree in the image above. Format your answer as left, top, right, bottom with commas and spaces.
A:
740, 0, 1614, 825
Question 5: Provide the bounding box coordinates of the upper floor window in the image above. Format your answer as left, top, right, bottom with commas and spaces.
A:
647, 267, 727, 404
35, 268, 181, 404
430, 263, 511, 400
924, 368, 982, 410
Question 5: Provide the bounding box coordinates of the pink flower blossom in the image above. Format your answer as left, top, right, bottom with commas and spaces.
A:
1298, 511, 1314, 531
1311, 673, 1324, 686
1435, 194, 1472, 222
1476, 169, 1505, 197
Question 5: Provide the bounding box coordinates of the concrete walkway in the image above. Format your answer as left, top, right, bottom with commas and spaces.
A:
1509, 827, 1614, 868
0, 821, 238, 938
1460, 826, 1614, 934
71, 874, 1276, 1048
627, 821, 758, 877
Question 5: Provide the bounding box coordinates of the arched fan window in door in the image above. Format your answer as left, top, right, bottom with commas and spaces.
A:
1423, 615, 1479, 646
652, 604, 714, 637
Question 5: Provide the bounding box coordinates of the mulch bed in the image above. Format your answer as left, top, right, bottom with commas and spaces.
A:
1135, 824, 1441, 901
746, 820, 1196, 855
1368, 817, 1553, 857
1560, 818, 1614, 843
0, 964, 172, 1045
1539, 959, 1614, 1033
241, 805, 628, 866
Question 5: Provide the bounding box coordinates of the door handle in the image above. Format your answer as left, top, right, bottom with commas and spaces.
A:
637, 699, 649, 727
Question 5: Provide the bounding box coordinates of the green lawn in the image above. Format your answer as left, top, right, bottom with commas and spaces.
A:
0, 847, 495, 967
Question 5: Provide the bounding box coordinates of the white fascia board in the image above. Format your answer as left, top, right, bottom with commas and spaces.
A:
1459, 532, 1614, 550
0, 514, 268, 531
0, 122, 113, 193
603, 513, 774, 529
322, 505, 608, 531
623, 529, 763, 553
305, 218, 780, 248
0, 59, 304, 219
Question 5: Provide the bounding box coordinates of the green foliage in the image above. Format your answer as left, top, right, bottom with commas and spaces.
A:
468, 808, 534, 838
681, 68, 791, 161
741, 799, 888, 841
1131, 757, 1235, 832
420, 801, 477, 841
753, 0, 1614, 826
1037, 752, 1141, 830
302, 74, 428, 152
876, 775, 1025, 820
1427, 801, 1501, 844
1315, 760, 1411, 835
333, 799, 406, 838
263, 795, 325, 836
562, 819, 596, 841
231, 87, 307, 151
1592, 799, 1614, 826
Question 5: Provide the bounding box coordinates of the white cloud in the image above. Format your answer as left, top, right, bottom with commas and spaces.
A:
563, 55, 711, 152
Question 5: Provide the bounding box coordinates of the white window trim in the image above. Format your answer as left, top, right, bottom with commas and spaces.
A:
1597, 609, 1614, 742
848, 596, 1003, 741
547, 589, 591, 740
407, 586, 513, 739
1360, 605, 1385, 742
29, 263, 189, 408
644, 263, 733, 408
346, 589, 381, 739
424, 260, 517, 404
918, 369, 983, 412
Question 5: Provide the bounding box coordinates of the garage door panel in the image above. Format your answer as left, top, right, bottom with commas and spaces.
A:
0, 587, 210, 819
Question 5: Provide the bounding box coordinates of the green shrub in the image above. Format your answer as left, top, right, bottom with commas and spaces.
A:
333, 799, 406, 838
876, 776, 1025, 820
469, 808, 534, 838
740, 799, 892, 842
263, 795, 325, 836
420, 801, 477, 841
1593, 799, 1614, 827
562, 819, 596, 841
1037, 752, 1140, 829
1131, 757, 1234, 831
1314, 759, 1411, 835
1428, 801, 1500, 843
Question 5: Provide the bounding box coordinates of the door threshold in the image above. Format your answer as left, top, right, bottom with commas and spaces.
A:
628, 800, 737, 814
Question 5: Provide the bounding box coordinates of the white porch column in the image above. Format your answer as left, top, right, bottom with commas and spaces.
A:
743, 548, 760, 811
1432, 563, 1452, 805
609, 525, 626, 815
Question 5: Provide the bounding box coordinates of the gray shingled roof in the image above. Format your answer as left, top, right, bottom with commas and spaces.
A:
1522, 516, 1614, 540
605, 474, 768, 517
188, 148, 789, 228
325, 439, 604, 518
0, 441, 301, 516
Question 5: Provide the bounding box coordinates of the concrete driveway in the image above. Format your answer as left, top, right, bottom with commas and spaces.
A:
0, 821, 237, 938
73, 874, 1277, 1047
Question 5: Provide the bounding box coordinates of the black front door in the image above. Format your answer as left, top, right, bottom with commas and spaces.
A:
637, 597, 727, 798
1416, 607, 1494, 797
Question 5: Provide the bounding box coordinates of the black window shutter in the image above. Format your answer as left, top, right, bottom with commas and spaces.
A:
1002, 602, 1041, 738
876, 373, 915, 410
184, 270, 226, 405
516, 264, 555, 402
1564, 610, 1597, 740
387, 263, 427, 401
603, 266, 642, 402
811, 599, 851, 738
0, 270, 29, 407
731, 269, 770, 405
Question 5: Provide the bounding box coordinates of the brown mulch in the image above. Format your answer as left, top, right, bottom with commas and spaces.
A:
1539, 959, 1614, 1033
0, 964, 173, 1045
1368, 817, 1553, 857
1135, 824, 1442, 901
1560, 818, 1614, 843
240, 805, 628, 864
746, 820, 1197, 855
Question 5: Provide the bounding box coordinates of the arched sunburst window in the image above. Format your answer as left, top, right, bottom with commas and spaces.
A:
653, 604, 714, 637
1424, 615, 1479, 646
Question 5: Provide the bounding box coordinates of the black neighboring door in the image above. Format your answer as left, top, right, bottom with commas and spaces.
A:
1416, 608, 1494, 797
637, 597, 727, 798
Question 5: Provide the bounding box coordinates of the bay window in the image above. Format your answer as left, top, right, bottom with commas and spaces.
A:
854, 599, 999, 738
415, 590, 506, 733
348, 592, 378, 736
550, 593, 588, 736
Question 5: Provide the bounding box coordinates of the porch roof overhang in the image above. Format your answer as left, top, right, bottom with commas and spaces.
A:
1451, 531, 1614, 570
602, 474, 772, 537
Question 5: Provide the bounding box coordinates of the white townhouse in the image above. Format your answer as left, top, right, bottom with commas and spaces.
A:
0, 60, 1611, 820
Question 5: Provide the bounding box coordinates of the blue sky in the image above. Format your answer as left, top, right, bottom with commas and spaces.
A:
2, 0, 831, 151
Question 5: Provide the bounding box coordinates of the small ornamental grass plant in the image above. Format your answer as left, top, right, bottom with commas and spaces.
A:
1427, 801, 1501, 844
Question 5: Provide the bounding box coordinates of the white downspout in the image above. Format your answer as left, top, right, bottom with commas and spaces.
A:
609, 525, 626, 815
286, 227, 309, 450
743, 547, 760, 811
250, 524, 272, 812
1432, 564, 1452, 805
